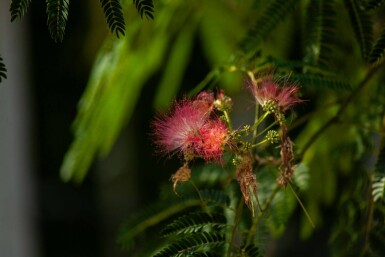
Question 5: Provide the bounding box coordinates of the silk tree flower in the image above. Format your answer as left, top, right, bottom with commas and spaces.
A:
248, 76, 302, 113
152, 91, 229, 162
194, 119, 229, 162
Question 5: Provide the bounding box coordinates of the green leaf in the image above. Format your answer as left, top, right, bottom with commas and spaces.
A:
372, 175, 385, 202
0, 55, 6, 83
242, 244, 260, 257
118, 198, 201, 250
239, 0, 299, 55
154, 24, 196, 109
133, 0, 155, 20
46, 0, 69, 42
344, 0, 373, 60
60, 17, 170, 182
160, 212, 226, 237
368, 25, 385, 65
100, 0, 126, 38
10, 0, 31, 21
285, 72, 352, 91
293, 163, 310, 191
304, 0, 337, 65
153, 232, 225, 257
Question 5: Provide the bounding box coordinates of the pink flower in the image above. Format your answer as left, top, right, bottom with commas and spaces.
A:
249, 77, 302, 113
194, 119, 229, 162
152, 91, 228, 161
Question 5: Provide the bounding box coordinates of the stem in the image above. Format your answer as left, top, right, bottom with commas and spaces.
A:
118, 199, 201, 243
252, 111, 270, 132
251, 102, 261, 157
227, 198, 244, 257
251, 139, 268, 148
246, 186, 280, 246
189, 181, 206, 208
224, 110, 233, 131
288, 184, 315, 228
300, 67, 380, 157
255, 120, 278, 138
188, 68, 222, 97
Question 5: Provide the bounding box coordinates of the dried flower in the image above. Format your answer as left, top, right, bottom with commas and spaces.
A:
235, 154, 258, 210
171, 163, 191, 193
248, 76, 302, 113
277, 128, 295, 187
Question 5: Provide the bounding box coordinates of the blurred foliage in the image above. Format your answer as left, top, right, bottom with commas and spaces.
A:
57, 0, 385, 256
2, 0, 385, 256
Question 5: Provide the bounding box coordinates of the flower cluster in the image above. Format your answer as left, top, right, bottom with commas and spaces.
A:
248, 76, 302, 115
152, 91, 229, 162
151, 71, 303, 201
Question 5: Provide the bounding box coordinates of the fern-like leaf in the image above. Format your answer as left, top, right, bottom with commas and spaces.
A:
372, 145, 385, 202
0, 56, 7, 83
0, 56, 7, 82
293, 163, 310, 191
282, 72, 352, 90
10, 0, 31, 21
46, 0, 69, 42
239, 0, 299, 54
304, 0, 336, 66
161, 212, 226, 237
133, 0, 154, 20
361, 0, 385, 10
188, 253, 221, 257
242, 244, 260, 257
118, 198, 201, 250
368, 26, 385, 65
100, 0, 126, 38
200, 189, 230, 207
344, 0, 373, 60
372, 175, 385, 202
153, 232, 225, 257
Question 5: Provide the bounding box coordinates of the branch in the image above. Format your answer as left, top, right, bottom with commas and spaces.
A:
299, 66, 381, 156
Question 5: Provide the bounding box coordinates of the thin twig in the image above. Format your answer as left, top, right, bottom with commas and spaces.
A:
227, 198, 244, 257
300, 66, 381, 157
288, 183, 315, 228
246, 186, 280, 246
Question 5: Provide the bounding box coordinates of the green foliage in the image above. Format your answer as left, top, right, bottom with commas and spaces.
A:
200, 189, 231, 207
304, 0, 336, 66
361, 0, 385, 10
46, 0, 69, 42
153, 232, 225, 257
286, 72, 352, 90
344, 0, 373, 60
241, 244, 260, 257
9, 0, 155, 45
100, 0, 126, 38
4, 0, 385, 255
160, 212, 227, 237
133, 0, 155, 20
368, 26, 385, 65
239, 0, 299, 55
257, 56, 352, 90
0, 56, 6, 83
10, 0, 31, 21
372, 145, 385, 202
372, 175, 385, 202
